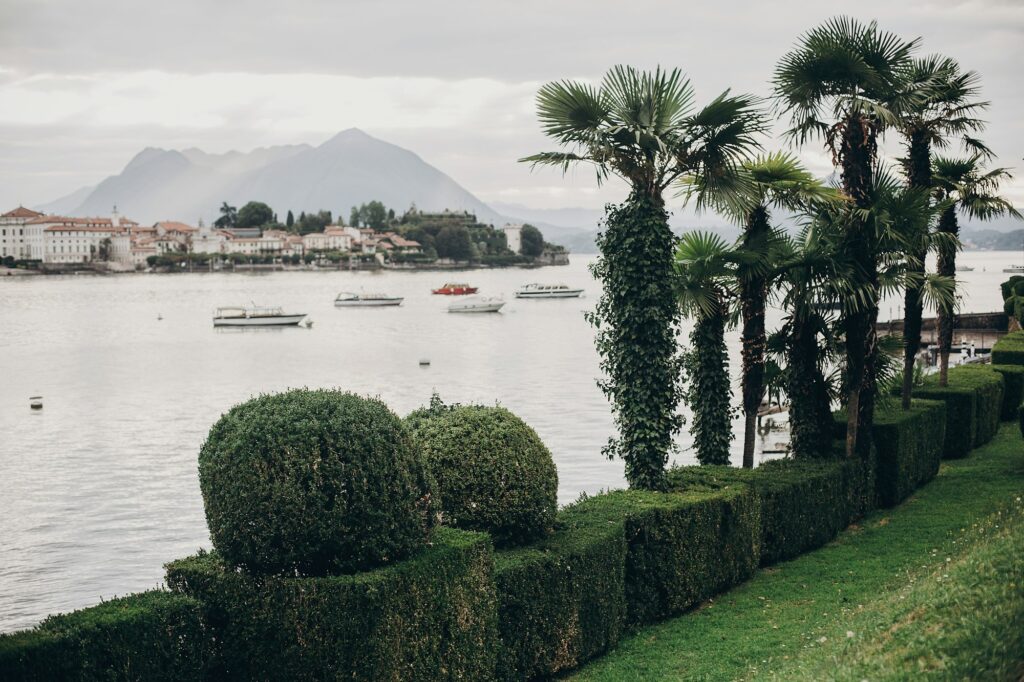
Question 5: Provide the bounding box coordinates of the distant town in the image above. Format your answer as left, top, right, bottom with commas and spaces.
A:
0, 201, 569, 274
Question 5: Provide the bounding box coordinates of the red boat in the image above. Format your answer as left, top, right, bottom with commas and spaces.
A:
431, 282, 478, 295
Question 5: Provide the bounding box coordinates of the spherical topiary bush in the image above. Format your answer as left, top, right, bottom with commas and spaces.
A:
407, 404, 557, 546
199, 389, 436, 575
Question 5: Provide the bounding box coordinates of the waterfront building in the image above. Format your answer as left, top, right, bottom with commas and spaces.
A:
502, 223, 523, 255
0, 206, 45, 259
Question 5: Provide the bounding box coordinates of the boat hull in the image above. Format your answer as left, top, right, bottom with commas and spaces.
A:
213, 314, 307, 327
433, 288, 478, 295
448, 303, 505, 313
334, 299, 403, 307
515, 289, 583, 299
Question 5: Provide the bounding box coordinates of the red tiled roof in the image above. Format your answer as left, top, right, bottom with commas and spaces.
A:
2, 206, 45, 219
155, 221, 198, 233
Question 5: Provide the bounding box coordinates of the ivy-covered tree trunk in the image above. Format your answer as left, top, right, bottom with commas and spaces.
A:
936, 204, 959, 386
901, 129, 932, 409
787, 315, 833, 458
740, 205, 770, 468
589, 190, 684, 490
685, 292, 733, 466
839, 114, 880, 462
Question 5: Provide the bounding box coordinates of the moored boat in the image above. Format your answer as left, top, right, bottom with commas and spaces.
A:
956, 265, 975, 272
1004, 264, 1024, 274
448, 296, 505, 313
213, 306, 307, 327
432, 282, 478, 295
515, 283, 583, 299
334, 292, 403, 307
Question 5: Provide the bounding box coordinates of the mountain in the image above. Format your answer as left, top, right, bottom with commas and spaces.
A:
37, 129, 511, 228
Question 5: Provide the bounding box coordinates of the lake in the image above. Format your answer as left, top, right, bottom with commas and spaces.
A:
0, 251, 1019, 632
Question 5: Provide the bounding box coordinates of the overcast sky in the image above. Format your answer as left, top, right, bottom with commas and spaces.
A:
1, 0, 1021, 224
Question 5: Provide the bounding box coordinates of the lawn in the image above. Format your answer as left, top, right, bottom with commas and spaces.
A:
570, 424, 1024, 681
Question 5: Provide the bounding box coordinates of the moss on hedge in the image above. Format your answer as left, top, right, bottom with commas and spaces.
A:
0, 591, 209, 682
494, 496, 628, 681
165, 527, 497, 681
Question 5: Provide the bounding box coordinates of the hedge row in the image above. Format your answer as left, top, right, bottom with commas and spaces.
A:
989, 364, 1024, 420
910, 366, 1005, 458
991, 330, 1024, 366
0, 591, 208, 682
868, 400, 946, 507
165, 527, 497, 681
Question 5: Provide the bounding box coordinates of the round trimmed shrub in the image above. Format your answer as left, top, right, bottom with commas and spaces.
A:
199, 389, 436, 575
407, 405, 557, 546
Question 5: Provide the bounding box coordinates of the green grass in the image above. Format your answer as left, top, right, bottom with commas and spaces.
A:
569, 424, 1024, 681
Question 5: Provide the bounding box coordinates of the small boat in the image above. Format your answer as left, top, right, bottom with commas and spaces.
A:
334, 292, 403, 307
213, 306, 307, 327
448, 296, 505, 313
29, 396, 43, 410
432, 282, 478, 296
956, 265, 975, 272
1004, 265, 1024, 274
515, 283, 584, 299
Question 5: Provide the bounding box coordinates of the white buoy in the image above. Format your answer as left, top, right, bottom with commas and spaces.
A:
29, 396, 43, 410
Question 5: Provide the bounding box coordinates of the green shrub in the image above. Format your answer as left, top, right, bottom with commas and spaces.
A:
992, 330, 1024, 366
1020, 403, 1024, 438
869, 400, 946, 507
1001, 275, 1024, 300
989, 364, 1024, 421
603, 487, 761, 625
948, 366, 1004, 446
199, 389, 436, 575
408, 405, 557, 547
911, 366, 1005, 457
0, 591, 209, 681
494, 496, 627, 680
165, 528, 497, 681
669, 457, 867, 565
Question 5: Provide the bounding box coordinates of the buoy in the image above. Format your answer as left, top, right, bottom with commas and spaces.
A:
157, 313, 163, 320
30, 396, 43, 410
419, 358, 430, 366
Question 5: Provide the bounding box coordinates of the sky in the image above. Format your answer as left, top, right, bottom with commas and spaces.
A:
1, 0, 1022, 225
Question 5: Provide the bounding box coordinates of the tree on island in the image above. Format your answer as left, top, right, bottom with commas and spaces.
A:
236, 201, 275, 229
214, 202, 237, 228
520, 224, 544, 257
435, 225, 474, 261
286, 210, 294, 229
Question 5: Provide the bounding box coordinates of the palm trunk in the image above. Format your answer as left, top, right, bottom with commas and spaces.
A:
787, 313, 833, 458
900, 129, 932, 409
839, 114, 879, 461
687, 291, 733, 466
936, 204, 958, 386
592, 189, 683, 490
740, 205, 770, 468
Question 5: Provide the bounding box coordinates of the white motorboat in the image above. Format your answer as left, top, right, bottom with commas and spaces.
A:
334, 292, 403, 307
956, 265, 975, 272
515, 283, 584, 299
1003, 264, 1024, 274
448, 296, 505, 313
213, 306, 307, 327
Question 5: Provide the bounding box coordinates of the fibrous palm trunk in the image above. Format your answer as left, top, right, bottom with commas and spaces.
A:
839, 114, 880, 462
900, 129, 932, 409
936, 204, 958, 386
787, 314, 834, 458
591, 189, 683, 490
687, 292, 733, 466
740, 205, 770, 468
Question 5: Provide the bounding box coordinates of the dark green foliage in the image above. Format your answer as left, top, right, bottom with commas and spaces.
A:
912, 366, 1005, 457
198, 389, 436, 575
520, 224, 544, 257
235, 201, 274, 228
1019, 403, 1024, 438
614, 487, 761, 625
434, 225, 474, 260
683, 310, 733, 465
988, 364, 1024, 420
165, 528, 497, 682
588, 193, 684, 490
868, 400, 946, 507
992, 330, 1024, 366
1000, 275, 1024, 300
408, 405, 557, 546
669, 457, 868, 566
493, 497, 627, 680
0, 591, 209, 682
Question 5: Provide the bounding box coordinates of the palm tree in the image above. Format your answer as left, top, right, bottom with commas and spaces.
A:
674, 232, 737, 466
896, 56, 989, 408
214, 202, 237, 229
932, 155, 1021, 385
522, 65, 764, 490
774, 17, 919, 461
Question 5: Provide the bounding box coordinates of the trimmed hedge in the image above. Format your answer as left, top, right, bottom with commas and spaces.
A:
869, 400, 946, 507
669, 457, 868, 565
494, 496, 627, 681
408, 405, 558, 547
165, 527, 496, 681
911, 366, 1005, 458
989, 364, 1024, 421
991, 330, 1024, 366
199, 390, 437, 576
0, 591, 209, 681
1020, 403, 1024, 438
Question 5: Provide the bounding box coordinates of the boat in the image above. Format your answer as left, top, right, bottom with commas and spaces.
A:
447, 296, 505, 313
334, 292, 403, 307
514, 283, 584, 299
956, 265, 975, 272
432, 283, 478, 295
1004, 265, 1024, 274
212, 306, 307, 327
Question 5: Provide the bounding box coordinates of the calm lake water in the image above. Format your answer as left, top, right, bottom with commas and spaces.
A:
0, 251, 1019, 631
